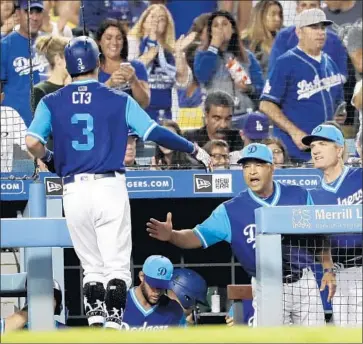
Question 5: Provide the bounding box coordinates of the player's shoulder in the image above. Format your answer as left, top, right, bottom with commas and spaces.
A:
345, 166, 363, 181
279, 182, 307, 195
225, 189, 250, 207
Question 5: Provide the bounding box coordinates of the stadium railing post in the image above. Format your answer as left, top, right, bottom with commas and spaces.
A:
26, 182, 55, 331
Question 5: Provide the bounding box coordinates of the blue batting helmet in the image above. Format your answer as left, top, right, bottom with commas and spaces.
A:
169, 268, 208, 310
64, 36, 100, 76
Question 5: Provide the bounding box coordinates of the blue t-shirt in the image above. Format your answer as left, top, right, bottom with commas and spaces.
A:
193, 181, 316, 277
1, 31, 47, 126
177, 87, 203, 108
122, 288, 185, 330
27, 79, 158, 177
98, 60, 148, 98
260, 47, 345, 161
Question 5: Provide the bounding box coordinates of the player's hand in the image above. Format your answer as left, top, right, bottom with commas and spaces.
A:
225, 315, 234, 327
147, 212, 173, 242
291, 129, 309, 151
320, 272, 337, 302
108, 69, 127, 88
192, 143, 213, 172
40, 149, 56, 174
210, 27, 224, 48
119, 63, 137, 84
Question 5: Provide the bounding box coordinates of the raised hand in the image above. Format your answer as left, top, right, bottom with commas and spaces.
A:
147, 212, 173, 242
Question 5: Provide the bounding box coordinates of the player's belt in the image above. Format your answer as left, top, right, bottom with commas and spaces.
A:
63, 171, 125, 185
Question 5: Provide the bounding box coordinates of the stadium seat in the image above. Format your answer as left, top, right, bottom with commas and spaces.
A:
176, 108, 204, 131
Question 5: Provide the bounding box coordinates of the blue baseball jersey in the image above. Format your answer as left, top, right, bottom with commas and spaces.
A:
122, 288, 185, 330
310, 167, 362, 265
193, 181, 318, 277
1, 32, 47, 127
261, 47, 345, 161
27, 80, 157, 177
98, 60, 148, 97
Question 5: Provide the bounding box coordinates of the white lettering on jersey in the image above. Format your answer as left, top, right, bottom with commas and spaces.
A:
337, 189, 363, 205
13, 54, 47, 76
243, 224, 256, 249
72, 92, 92, 104
121, 322, 169, 331
297, 74, 343, 100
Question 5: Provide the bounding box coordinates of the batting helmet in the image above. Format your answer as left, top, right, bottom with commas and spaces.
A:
169, 268, 208, 310
64, 36, 100, 76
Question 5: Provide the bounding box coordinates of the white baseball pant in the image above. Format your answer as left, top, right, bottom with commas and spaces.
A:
252, 268, 325, 326
62, 173, 132, 289
332, 266, 362, 327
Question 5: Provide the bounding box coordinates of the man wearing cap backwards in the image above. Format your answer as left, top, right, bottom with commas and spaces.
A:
122, 256, 185, 330
147, 143, 337, 326
259, 8, 345, 163
303, 124, 362, 327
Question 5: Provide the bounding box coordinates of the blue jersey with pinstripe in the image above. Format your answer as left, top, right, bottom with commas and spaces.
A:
260, 47, 344, 161
122, 288, 185, 330
27, 80, 157, 177
193, 182, 316, 277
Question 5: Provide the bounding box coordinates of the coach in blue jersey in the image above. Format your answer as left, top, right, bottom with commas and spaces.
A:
122, 255, 185, 330
268, 0, 347, 78
0, 0, 46, 127
260, 8, 345, 163
303, 124, 362, 327
147, 143, 337, 326
25, 36, 212, 330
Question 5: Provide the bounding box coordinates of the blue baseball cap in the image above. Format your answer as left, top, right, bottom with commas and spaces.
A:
232, 112, 269, 140
302, 125, 344, 147
237, 143, 273, 164
142, 255, 173, 290
19, 0, 44, 10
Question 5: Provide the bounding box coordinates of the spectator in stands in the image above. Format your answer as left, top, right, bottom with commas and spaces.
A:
268, 0, 348, 78
241, 0, 283, 76
96, 18, 150, 109
262, 137, 290, 168
184, 91, 244, 152
188, 12, 211, 46
152, 120, 198, 170
260, 8, 345, 163
41, 0, 73, 38
125, 131, 138, 168
194, 10, 264, 116
203, 139, 230, 169
128, 4, 191, 121
0, 0, 19, 39
0, 0, 46, 127
229, 111, 270, 165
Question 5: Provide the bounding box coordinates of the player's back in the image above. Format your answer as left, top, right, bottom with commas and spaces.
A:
42, 81, 130, 177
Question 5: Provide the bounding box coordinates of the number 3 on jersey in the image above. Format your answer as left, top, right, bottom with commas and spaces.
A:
71, 113, 94, 151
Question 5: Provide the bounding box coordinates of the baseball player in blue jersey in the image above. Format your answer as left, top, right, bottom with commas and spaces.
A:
147, 143, 337, 326
25, 36, 212, 330
259, 8, 345, 162
167, 268, 208, 325
303, 124, 362, 327
122, 255, 185, 330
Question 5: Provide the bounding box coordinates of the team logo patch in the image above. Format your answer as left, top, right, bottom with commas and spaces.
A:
45, 177, 63, 196
248, 145, 258, 154
157, 267, 167, 276
194, 175, 213, 193
193, 174, 232, 194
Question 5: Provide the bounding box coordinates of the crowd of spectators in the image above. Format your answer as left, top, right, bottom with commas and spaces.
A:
1, 0, 362, 173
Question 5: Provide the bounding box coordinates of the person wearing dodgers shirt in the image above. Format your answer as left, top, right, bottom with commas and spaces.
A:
259, 8, 345, 163
303, 124, 362, 327
122, 255, 185, 330
147, 143, 337, 326
0, 0, 47, 127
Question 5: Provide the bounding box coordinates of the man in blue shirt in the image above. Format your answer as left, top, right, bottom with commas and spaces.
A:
122, 255, 185, 330
25, 36, 211, 330
0, 0, 47, 127
303, 124, 362, 327
147, 143, 336, 325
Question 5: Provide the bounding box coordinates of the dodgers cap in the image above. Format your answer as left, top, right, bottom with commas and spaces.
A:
142, 255, 173, 290
302, 125, 344, 147
295, 8, 332, 29
237, 143, 273, 164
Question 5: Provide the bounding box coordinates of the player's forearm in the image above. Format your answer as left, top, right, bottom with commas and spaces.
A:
259, 100, 301, 136
318, 246, 334, 269
130, 79, 150, 109
169, 229, 202, 249
25, 136, 46, 159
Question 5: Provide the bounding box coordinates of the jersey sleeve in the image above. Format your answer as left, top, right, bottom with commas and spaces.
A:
125, 96, 157, 141
131, 60, 148, 82
306, 190, 314, 205
193, 204, 232, 248
26, 99, 52, 144
260, 56, 289, 105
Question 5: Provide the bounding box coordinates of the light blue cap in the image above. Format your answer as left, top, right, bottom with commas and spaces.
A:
237, 143, 273, 164
302, 125, 344, 147
142, 255, 173, 289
